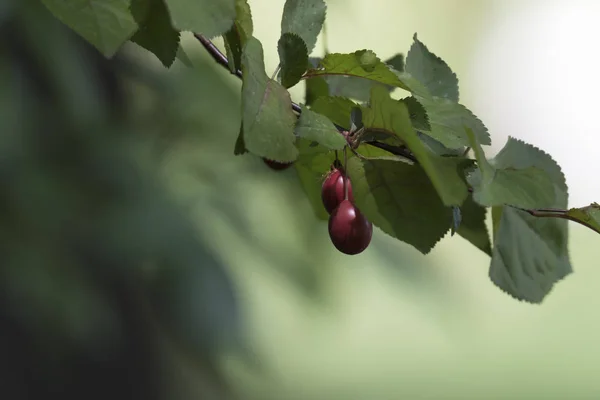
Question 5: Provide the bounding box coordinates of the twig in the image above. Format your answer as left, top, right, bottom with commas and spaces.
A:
520, 208, 600, 234
193, 33, 415, 161
271, 64, 281, 81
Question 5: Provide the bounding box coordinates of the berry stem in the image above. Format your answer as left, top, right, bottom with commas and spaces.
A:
343, 146, 349, 200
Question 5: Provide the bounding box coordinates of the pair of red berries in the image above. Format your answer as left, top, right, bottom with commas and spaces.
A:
262, 157, 373, 255
321, 165, 373, 255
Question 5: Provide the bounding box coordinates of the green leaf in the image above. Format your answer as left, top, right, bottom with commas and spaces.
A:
241, 37, 298, 162
304, 52, 431, 97
466, 132, 556, 209
222, 0, 253, 73
360, 86, 470, 206
277, 33, 308, 88
320, 54, 404, 101
304, 50, 411, 90
405, 33, 459, 101
402, 97, 469, 157
491, 205, 502, 239
417, 132, 465, 157
305, 48, 486, 149
234, 124, 247, 155
295, 106, 346, 150
309, 96, 357, 130
347, 158, 452, 254
41, 0, 138, 57
233, 0, 253, 39
566, 203, 600, 234
415, 95, 490, 149
280, 0, 326, 54
294, 140, 335, 220
164, 0, 235, 37
487, 138, 571, 303
130, 0, 180, 67
490, 207, 571, 303
456, 195, 491, 256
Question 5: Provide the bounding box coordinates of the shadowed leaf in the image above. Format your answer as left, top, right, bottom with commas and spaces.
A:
278, 33, 308, 88
281, 0, 326, 54
241, 37, 298, 162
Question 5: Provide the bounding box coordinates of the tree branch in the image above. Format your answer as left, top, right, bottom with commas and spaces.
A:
193, 34, 416, 162
194, 34, 597, 231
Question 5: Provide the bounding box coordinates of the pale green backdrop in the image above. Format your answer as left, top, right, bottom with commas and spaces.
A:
175, 1, 600, 398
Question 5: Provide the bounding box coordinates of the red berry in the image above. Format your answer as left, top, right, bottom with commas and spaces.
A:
328, 200, 373, 255
263, 158, 293, 171
321, 168, 354, 214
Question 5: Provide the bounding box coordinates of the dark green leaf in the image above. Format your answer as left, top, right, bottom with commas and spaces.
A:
164, 0, 235, 37
487, 138, 570, 303
241, 37, 298, 162
277, 33, 308, 88
350, 107, 363, 132
385, 53, 404, 72
130, 0, 180, 67
309, 96, 357, 130
566, 203, 600, 234
295, 106, 346, 150
456, 195, 491, 256
466, 132, 556, 209
222, 0, 253, 73
325, 76, 387, 102
405, 33, 459, 101
305, 76, 329, 106
360, 86, 470, 206
400, 96, 430, 131
281, 0, 326, 54
41, 0, 138, 57
347, 158, 452, 254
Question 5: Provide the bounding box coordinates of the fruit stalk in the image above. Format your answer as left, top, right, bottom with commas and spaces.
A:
343, 146, 349, 201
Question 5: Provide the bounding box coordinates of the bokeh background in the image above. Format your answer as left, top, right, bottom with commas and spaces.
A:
2, 0, 600, 399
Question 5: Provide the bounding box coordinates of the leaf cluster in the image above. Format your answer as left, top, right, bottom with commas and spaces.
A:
40, 0, 600, 303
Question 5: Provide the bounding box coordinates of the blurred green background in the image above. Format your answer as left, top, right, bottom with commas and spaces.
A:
2, 0, 600, 399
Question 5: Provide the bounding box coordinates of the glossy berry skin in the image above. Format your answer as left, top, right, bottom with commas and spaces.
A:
263, 158, 294, 170
321, 168, 354, 214
328, 200, 373, 255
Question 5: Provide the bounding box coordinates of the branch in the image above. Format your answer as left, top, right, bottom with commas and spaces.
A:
520, 207, 600, 234
193, 34, 416, 162
194, 35, 597, 232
